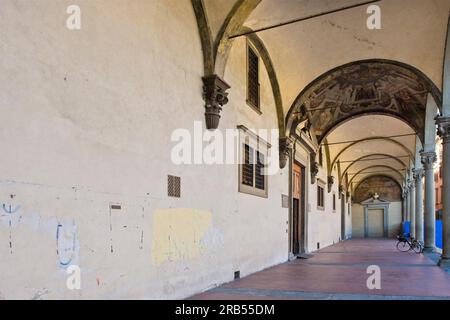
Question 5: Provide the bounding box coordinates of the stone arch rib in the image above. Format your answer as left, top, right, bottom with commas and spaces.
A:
349, 165, 406, 187
191, 0, 215, 76
214, 0, 262, 78
340, 153, 408, 182
330, 137, 414, 170
285, 59, 443, 143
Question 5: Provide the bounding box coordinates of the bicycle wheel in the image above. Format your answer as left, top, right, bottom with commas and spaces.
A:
412, 241, 423, 254
396, 241, 410, 252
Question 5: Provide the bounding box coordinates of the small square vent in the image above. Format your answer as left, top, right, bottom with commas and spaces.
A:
168, 175, 181, 198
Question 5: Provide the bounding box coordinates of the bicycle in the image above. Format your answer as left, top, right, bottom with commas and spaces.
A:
396, 233, 424, 254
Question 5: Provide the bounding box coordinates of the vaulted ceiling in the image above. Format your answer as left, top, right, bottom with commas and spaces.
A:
242, 0, 449, 111
201, 0, 450, 191
326, 114, 415, 188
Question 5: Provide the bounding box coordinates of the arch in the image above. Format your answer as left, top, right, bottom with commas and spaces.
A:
214, 0, 261, 77
354, 174, 403, 192
285, 59, 443, 144
192, 0, 262, 77
443, 13, 450, 116
192, 1, 288, 165
330, 137, 414, 170
353, 175, 403, 202
340, 153, 408, 182
349, 165, 406, 187
320, 112, 418, 146
191, 0, 215, 76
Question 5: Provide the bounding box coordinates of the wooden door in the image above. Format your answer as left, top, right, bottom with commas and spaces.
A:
367, 209, 384, 238
292, 163, 304, 254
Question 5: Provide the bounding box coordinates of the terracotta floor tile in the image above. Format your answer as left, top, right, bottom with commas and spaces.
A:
190, 239, 450, 300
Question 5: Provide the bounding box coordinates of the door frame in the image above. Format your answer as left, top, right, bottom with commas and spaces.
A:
363, 204, 390, 238
291, 160, 306, 255
341, 193, 346, 241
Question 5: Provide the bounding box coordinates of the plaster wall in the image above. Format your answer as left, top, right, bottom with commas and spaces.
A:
352, 204, 365, 238
351, 202, 402, 239
0, 0, 289, 300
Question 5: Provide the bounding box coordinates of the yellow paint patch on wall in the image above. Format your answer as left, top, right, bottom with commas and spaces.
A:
151, 208, 212, 266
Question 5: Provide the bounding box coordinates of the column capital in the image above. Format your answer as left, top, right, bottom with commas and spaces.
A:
436, 116, 450, 143
327, 176, 335, 193
420, 151, 437, 170
413, 168, 424, 181
408, 178, 415, 190
202, 74, 230, 130
402, 190, 408, 200
403, 183, 410, 193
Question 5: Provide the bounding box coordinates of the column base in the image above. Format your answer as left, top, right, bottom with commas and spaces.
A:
438, 257, 450, 269
423, 247, 435, 253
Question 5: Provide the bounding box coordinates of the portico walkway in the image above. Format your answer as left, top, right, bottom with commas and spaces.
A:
190, 239, 450, 300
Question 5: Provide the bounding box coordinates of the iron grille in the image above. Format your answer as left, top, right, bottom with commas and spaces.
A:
168, 175, 181, 198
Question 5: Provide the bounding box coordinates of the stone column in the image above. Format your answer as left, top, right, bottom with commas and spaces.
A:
414, 169, 424, 243
409, 178, 416, 238
421, 151, 437, 253
405, 188, 410, 222
402, 191, 407, 222
437, 116, 450, 267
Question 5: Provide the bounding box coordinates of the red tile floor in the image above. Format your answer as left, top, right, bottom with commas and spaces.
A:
190, 239, 450, 300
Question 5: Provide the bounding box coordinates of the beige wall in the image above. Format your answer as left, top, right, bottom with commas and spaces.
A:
351, 202, 402, 239
0, 0, 291, 300
388, 202, 403, 238
352, 204, 365, 238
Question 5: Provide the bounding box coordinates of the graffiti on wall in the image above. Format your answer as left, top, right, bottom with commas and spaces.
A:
56, 220, 78, 266
1, 200, 21, 254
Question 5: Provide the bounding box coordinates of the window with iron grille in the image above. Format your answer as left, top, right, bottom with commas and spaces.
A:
247, 45, 260, 110
255, 151, 265, 190
317, 184, 325, 209
240, 144, 268, 197
238, 126, 269, 198
333, 193, 336, 212
242, 144, 254, 187
168, 175, 181, 198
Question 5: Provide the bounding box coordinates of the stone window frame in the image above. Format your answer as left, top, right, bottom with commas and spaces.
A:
238, 125, 270, 198
317, 180, 326, 211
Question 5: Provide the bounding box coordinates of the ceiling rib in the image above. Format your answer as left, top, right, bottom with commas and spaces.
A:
339, 153, 408, 181
229, 0, 382, 39
323, 133, 416, 146
348, 169, 407, 176
338, 155, 410, 164
331, 137, 414, 170
348, 165, 405, 186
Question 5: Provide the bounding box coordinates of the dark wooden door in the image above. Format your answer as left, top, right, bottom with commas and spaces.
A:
293, 163, 305, 254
